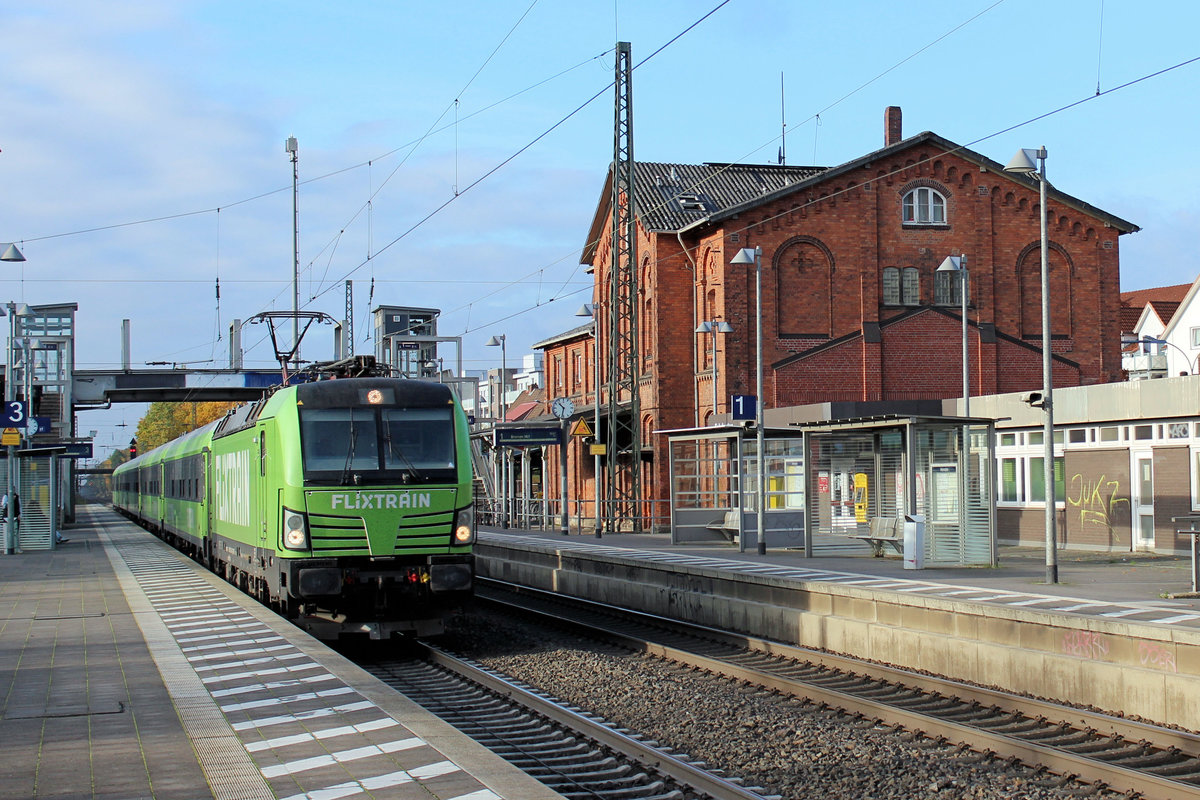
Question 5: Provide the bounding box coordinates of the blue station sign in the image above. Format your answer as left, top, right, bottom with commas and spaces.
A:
495, 423, 564, 447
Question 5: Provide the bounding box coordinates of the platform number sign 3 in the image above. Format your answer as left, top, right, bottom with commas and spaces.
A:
1, 401, 27, 427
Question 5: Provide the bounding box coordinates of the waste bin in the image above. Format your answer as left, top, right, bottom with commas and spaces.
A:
902, 513, 925, 570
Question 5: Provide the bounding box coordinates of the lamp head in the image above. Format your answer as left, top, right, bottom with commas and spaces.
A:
1004, 148, 1041, 174
485, 335, 504, 347
695, 321, 712, 334
575, 303, 594, 317
730, 247, 758, 266
715, 321, 735, 334
0, 244, 25, 263
937, 255, 966, 272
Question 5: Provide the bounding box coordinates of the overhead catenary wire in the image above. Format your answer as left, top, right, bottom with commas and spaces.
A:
304, 1, 735, 309
121, 46, 1200, 369
16, 3, 1190, 369
455, 51, 1200, 343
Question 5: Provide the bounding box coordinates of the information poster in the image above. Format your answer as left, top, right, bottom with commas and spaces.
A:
930, 464, 958, 523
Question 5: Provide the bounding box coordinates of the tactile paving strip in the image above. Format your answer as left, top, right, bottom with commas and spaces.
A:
96, 515, 504, 800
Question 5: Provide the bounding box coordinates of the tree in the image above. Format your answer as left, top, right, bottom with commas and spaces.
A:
134, 401, 240, 454
82, 451, 120, 502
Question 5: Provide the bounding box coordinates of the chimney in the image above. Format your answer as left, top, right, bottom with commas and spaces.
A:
885, 106, 902, 147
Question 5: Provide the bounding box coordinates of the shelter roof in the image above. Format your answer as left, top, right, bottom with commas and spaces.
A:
532, 321, 593, 351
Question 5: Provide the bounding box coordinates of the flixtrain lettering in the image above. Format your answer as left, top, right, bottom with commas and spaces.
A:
331, 492, 432, 510
212, 450, 251, 526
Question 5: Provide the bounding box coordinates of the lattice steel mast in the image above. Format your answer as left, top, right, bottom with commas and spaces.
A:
606, 41, 642, 532
344, 280, 354, 357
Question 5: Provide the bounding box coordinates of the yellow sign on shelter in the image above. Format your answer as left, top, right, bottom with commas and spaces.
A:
1, 428, 20, 447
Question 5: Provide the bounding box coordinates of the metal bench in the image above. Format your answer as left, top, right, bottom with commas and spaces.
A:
849, 516, 904, 557
705, 510, 741, 542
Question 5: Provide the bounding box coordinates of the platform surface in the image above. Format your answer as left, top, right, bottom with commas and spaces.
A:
485, 525, 1200, 629
0, 506, 563, 800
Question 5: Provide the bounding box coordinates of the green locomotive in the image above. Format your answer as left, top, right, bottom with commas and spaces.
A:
113, 377, 475, 639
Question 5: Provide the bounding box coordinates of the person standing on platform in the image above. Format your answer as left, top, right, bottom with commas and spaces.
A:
3, 492, 17, 546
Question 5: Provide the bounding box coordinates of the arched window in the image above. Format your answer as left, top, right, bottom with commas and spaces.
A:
902, 187, 946, 224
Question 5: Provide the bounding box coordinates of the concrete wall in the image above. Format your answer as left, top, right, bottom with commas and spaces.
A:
479, 539, 1200, 731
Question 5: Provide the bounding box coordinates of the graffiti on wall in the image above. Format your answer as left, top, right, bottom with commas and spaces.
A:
1061, 630, 1178, 674
1067, 472, 1130, 540
1138, 641, 1178, 673
1062, 630, 1109, 660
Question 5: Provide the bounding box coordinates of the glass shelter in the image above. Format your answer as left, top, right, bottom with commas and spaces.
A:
666, 415, 995, 567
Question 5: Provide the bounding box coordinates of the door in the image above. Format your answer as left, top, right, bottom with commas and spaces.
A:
257, 428, 270, 552
1132, 451, 1155, 551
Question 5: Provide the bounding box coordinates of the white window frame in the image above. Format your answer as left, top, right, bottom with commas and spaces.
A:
902, 187, 946, 225
901, 267, 920, 305
882, 267, 900, 305
1192, 445, 1200, 512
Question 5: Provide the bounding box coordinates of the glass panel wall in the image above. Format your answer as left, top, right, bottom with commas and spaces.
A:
670, 433, 742, 542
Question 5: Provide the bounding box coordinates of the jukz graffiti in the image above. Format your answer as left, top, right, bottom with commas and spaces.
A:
1068, 473, 1130, 539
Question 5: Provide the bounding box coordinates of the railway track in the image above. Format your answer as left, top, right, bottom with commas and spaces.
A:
358, 642, 777, 800
475, 577, 1200, 800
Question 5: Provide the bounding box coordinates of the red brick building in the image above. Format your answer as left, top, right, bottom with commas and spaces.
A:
539, 108, 1139, 528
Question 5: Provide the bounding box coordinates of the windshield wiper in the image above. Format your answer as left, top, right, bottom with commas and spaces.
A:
383, 426, 422, 483
341, 419, 360, 485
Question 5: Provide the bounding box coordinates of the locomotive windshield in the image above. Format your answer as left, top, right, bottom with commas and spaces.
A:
299, 406, 457, 484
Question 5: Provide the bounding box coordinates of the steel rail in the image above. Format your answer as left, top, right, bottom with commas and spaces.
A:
410, 640, 775, 800
478, 578, 1200, 800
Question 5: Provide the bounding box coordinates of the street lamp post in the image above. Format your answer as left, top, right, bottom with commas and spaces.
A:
695, 320, 734, 423
1140, 336, 1199, 376
576, 304, 604, 537
1, 244, 27, 555
937, 255, 970, 417
731, 246, 767, 556
576, 304, 603, 538
486, 335, 508, 529
1005, 146, 1057, 584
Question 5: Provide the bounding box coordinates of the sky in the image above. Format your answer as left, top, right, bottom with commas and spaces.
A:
3, 0, 1199, 462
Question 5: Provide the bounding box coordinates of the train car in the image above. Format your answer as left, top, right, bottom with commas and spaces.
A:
113, 377, 475, 639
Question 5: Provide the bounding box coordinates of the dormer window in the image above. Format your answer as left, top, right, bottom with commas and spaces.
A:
902, 187, 946, 225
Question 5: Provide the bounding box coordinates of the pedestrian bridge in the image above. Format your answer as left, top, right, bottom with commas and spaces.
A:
72, 369, 293, 404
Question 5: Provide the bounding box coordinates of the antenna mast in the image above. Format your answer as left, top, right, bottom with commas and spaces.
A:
286, 136, 300, 369
779, 72, 786, 165
344, 280, 354, 357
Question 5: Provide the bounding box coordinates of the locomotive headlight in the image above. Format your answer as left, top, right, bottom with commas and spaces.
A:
282, 507, 310, 550
452, 504, 475, 546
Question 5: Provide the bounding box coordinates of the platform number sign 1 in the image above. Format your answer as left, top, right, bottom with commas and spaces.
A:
730, 394, 756, 421
1, 400, 27, 427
